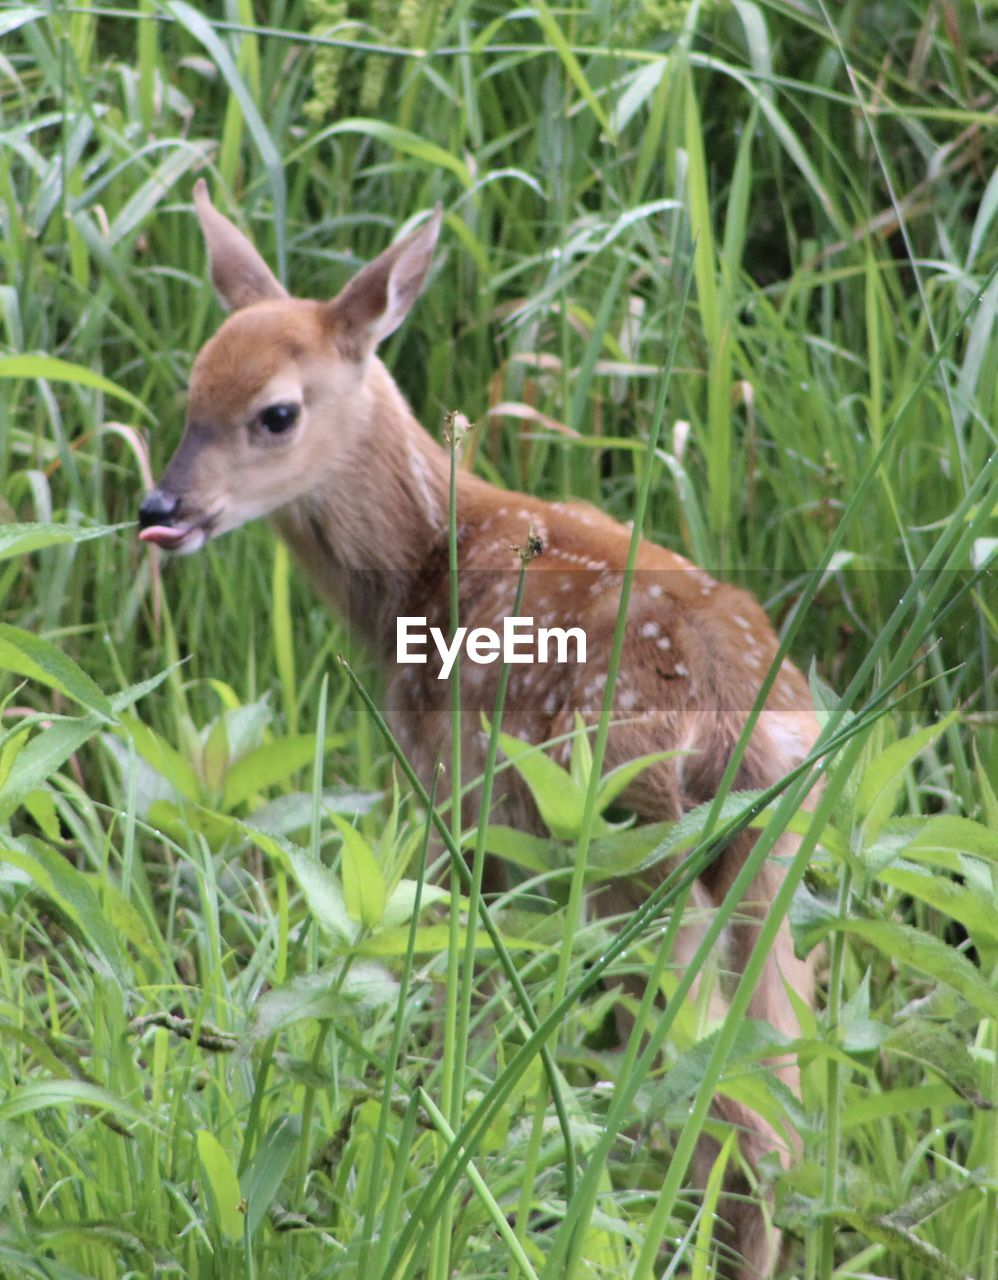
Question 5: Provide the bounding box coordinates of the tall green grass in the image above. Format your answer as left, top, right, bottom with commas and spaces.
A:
1, 2, 995, 1278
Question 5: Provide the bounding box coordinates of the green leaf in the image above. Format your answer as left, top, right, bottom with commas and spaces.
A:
977, 748, 998, 831
216, 694, 271, 758
201, 714, 229, 799
109, 665, 179, 714
692, 1131, 734, 1280
0, 840, 128, 984
879, 861, 998, 955
241, 1116, 300, 1240
221, 732, 347, 810
271, 541, 297, 736
22, 789, 60, 842
0, 522, 123, 561
842, 1083, 958, 1130
117, 716, 200, 802
646, 1019, 793, 1120
790, 883, 839, 958
245, 971, 354, 1041
856, 714, 956, 847
0, 1079, 141, 1125
586, 820, 677, 879
146, 800, 237, 851
498, 731, 586, 839
83, 874, 160, 964
108, 142, 210, 243
839, 969, 887, 1055
354, 924, 543, 957
196, 1130, 244, 1242
569, 711, 593, 791
836, 1206, 973, 1279
882, 1017, 987, 1107
0, 9, 45, 40
481, 825, 569, 876
317, 119, 473, 188
631, 790, 767, 872
247, 787, 380, 837
0, 355, 151, 417
903, 814, 998, 865
0, 715, 104, 822
0, 727, 30, 790
165, 1, 286, 272
608, 60, 663, 135
815, 918, 998, 1020
595, 751, 678, 814
246, 827, 354, 942
381, 878, 448, 929
0, 623, 112, 720
244, 964, 399, 1042
331, 814, 386, 929
0, 1120, 32, 1217
532, 0, 611, 133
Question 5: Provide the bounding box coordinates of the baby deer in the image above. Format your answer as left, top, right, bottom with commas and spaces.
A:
139, 182, 817, 1278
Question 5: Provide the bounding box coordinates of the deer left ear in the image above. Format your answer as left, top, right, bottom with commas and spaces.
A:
327, 205, 442, 355
193, 179, 288, 311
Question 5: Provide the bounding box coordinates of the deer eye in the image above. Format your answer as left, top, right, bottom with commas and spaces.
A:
259, 402, 300, 434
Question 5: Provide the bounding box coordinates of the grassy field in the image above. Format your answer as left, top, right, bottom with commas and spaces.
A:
1, 1, 996, 1277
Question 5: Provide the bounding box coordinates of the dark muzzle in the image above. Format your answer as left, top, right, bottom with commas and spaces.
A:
138, 488, 180, 530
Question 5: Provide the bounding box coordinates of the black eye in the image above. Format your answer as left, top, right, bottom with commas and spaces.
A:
259, 402, 300, 434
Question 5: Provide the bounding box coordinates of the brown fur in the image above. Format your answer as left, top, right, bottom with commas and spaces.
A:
140, 184, 818, 1278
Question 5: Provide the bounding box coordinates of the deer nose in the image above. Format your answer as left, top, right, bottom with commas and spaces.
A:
138, 488, 180, 529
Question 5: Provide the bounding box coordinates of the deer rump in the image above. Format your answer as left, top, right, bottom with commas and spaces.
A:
138, 182, 818, 1280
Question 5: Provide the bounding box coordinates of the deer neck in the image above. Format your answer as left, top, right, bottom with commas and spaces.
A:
271, 357, 461, 654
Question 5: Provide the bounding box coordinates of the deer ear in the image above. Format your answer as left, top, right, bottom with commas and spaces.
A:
327, 205, 442, 354
193, 179, 288, 311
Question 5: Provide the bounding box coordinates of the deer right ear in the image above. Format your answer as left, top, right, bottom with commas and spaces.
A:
327, 205, 442, 356
193, 179, 288, 312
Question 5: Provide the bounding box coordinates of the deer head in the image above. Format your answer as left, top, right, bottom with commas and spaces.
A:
138, 181, 442, 554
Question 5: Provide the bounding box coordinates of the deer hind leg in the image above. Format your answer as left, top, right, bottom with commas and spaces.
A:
594, 861, 791, 1280
727, 836, 814, 1095
589, 739, 806, 1278
686, 824, 815, 1279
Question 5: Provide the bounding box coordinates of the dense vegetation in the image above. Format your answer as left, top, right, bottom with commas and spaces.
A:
0, 2, 995, 1277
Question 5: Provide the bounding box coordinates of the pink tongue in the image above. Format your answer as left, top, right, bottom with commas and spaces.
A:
139, 525, 186, 548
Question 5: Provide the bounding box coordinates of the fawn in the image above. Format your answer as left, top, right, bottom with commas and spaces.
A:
139, 181, 817, 1278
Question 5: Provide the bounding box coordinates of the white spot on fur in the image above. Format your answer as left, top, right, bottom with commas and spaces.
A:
657, 636, 672, 651
639, 621, 660, 638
